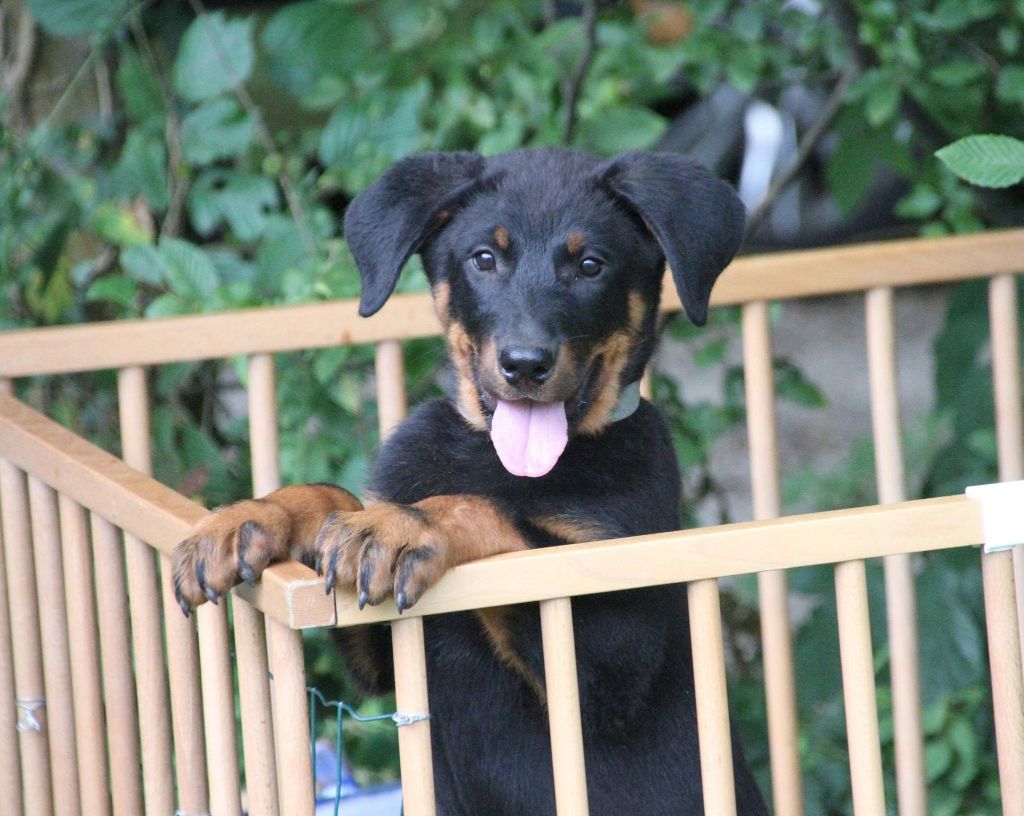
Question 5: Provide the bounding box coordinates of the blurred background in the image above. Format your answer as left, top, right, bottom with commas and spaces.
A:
2, 1, 1022, 813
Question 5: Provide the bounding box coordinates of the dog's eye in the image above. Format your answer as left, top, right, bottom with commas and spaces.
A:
579, 257, 603, 278
472, 251, 496, 272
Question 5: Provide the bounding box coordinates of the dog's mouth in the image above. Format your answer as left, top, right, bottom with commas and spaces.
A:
475, 358, 603, 478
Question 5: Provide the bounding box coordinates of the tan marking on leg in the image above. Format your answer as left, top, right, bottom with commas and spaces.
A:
566, 231, 585, 254
476, 607, 546, 702
447, 321, 487, 430
494, 226, 510, 251
531, 515, 610, 544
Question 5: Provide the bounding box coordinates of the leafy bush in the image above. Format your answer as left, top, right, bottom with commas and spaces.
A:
3, 0, 1021, 807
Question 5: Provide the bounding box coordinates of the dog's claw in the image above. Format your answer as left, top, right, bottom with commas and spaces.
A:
396, 592, 407, 614
178, 597, 192, 618
238, 563, 256, 584
358, 590, 369, 610
205, 586, 219, 605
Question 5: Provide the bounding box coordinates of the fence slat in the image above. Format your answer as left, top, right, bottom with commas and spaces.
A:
27, 479, 80, 816
834, 559, 886, 815
90, 515, 144, 816
248, 353, 312, 815
539, 597, 589, 816
741, 301, 803, 816
988, 274, 1024, 670
57, 496, 110, 816
375, 340, 407, 437
116, 367, 175, 815
392, 617, 437, 816
980, 548, 1024, 815
1, 458, 52, 816
865, 287, 927, 816
688, 578, 737, 816
0, 497, 23, 816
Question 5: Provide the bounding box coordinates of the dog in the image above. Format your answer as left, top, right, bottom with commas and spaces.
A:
174, 148, 769, 815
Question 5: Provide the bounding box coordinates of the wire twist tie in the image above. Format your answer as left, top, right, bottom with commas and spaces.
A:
392, 711, 430, 727
16, 698, 45, 733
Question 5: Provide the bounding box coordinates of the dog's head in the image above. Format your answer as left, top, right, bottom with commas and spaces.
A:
345, 149, 744, 477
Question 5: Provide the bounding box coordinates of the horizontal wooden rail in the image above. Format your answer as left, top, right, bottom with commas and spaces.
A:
0, 392, 332, 629
1, 230, 1021, 378
331, 494, 984, 627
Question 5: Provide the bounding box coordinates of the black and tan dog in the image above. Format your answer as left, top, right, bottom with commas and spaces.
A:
174, 148, 768, 815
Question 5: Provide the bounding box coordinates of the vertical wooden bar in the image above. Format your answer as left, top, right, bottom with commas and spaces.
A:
57, 496, 110, 816
986, 271, 1024, 816
1, 458, 53, 816
27, 479, 80, 816
0, 493, 23, 816
865, 288, 927, 816
741, 301, 803, 816
160, 563, 209, 814
988, 274, 1024, 667
376, 343, 441, 814
640, 367, 653, 401
249, 353, 311, 815
115, 367, 175, 815
89, 515, 144, 816
376, 340, 408, 437
391, 618, 437, 816
980, 548, 1024, 815
834, 559, 886, 815
688, 579, 737, 816
539, 597, 589, 816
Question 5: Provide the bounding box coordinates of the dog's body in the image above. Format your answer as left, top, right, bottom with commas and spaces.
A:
174, 148, 768, 815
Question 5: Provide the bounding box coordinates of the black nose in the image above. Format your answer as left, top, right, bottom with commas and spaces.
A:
499, 346, 555, 385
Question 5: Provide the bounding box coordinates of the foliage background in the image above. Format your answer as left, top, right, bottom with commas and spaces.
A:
2, 0, 1023, 812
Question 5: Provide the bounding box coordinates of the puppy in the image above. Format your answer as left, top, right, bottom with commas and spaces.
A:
174, 148, 768, 815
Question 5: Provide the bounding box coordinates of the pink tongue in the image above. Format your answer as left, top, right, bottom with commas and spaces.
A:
490, 400, 568, 477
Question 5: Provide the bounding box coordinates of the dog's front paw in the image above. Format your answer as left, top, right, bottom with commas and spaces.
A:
317, 503, 447, 613
173, 500, 293, 614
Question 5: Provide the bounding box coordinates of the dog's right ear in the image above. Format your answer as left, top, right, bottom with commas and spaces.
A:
344, 152, 486, 317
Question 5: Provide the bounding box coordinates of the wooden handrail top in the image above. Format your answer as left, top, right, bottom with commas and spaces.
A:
2, 229, 1021, 378
0, 392, 985, 631
325, 493, 983, 628
0, 392, 335, 629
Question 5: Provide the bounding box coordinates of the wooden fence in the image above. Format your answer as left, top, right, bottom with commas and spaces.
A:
1, 229, 1023, 816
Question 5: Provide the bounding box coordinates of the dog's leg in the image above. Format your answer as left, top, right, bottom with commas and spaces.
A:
173, 483, 362, 613
318, 495, 528, 612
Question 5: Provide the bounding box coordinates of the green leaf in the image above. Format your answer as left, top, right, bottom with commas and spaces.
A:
188, 170, 279, 242
158, 238, 219, 302
576, 106, 668, 155
92, 202, 152, 247
120, 245, 170, 286
774, 360, 826, 408
995, 65, 1024, 104
865, 84, 901, 127
173, 12, 255, 103
936, 135, 1024, 188
26, 0, 129, 37
261, 1, 378, 103
116, 45, 165, 126
180, 98, 254, 165
931, 60, 986, 88
105, 131, 169, 212
895, 184, 943, 219
86, 275, 138, 310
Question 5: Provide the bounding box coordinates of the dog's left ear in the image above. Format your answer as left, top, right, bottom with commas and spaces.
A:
597, 151, 745, 326
344, 151, 486, 317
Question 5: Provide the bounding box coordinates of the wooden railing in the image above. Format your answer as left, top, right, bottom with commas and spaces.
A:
1, 229, 1023, 816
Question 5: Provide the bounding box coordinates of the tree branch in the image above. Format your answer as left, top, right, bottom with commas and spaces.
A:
562, 0, 598, 144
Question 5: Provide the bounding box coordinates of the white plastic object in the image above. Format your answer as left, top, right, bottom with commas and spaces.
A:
965, 480, 1024, 553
